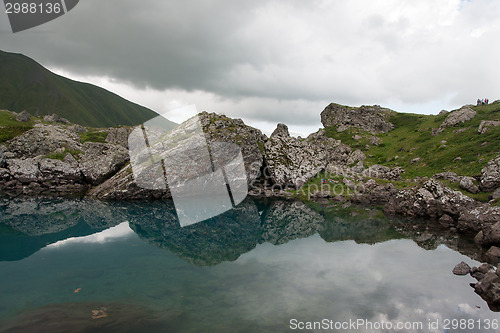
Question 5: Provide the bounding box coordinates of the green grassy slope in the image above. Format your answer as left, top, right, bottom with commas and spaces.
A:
0, 50, 175, 128
325, 101, 500, 178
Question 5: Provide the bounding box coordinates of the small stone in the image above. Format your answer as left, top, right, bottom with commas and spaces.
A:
453, 261, 471, 275
15, 110, 31, 122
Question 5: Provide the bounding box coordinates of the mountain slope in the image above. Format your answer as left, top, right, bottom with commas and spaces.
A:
0, 50, 175, 128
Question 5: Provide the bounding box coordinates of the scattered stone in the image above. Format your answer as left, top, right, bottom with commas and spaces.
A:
362, 164, 404, 180
411, 157, 421, 164
369, 136, 382, 146
490, 188, 500, 201
453, 261, 471, 275
453, 157, 462, 162
433, 172, 459, 183
15, 110, 31, 122
459, 176, 480, 194
478, 120, 500, 134
43, 114, 70, 124
481, 155, 500, 192
352, 134, 362, 140
438, 110, 448, 116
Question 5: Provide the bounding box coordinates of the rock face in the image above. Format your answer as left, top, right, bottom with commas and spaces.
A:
361, 164, 404, 180
105, 127, 132, 148
384, 180, 477, 221
199, 112, 266, 186
264, 124, 327, 188
320, 103, 394, 134
481, 155, 500, 192
478, 120, 500, 134
78, 142, 129, 185
434, 105, 476, 135
88, 165, 171, 200
7, 124, 82, 158
459, 176, 480, 194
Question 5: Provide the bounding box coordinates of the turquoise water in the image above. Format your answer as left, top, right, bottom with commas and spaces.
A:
0, 198, 499, 332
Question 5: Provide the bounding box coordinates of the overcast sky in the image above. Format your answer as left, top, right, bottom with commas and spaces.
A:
1, 0, 499, 135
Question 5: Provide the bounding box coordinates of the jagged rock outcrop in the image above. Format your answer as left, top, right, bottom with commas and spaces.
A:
88, 165, 171, 200
199, 112, 266, 186
15, 110, 31, 122
7, 124, 82, 158
320, 103, 394, 134
478, 120, 500, 134
384, 179, 477, 220
433, 105, 476, 135
78, 142, 129, 185
43, 113, 70, 124
481, 155, 500, 192
361, 164, 404, 180
352, 179, 399, 205
105, 127, 132, 148
264, 124, 326, 188
459, 176, 480, 194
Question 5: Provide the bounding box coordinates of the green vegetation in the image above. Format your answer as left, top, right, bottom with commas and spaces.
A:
46, 148, 82, 161
0, 110, 34, 142
80, 130, 108, 143
325, 101, 500, 178
0, 50, 177, 128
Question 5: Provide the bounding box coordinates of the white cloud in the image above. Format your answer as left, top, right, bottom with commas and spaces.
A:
5, 0, 499, 134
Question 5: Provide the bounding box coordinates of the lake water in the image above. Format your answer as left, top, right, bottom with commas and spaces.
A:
0, 198, 499, 332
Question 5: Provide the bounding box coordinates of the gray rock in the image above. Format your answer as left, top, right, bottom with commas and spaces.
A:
486, 246, 500, 265
384, 179, 476, 219
78, 142, 129, 185
481, 155, 500, 192
369, 136, 382, 146
362, 164, 404, 180
320, 103, 394, 134
88, 164, 171, 200
8, 158, 40, 183
438, 110, 448, 116
68, 124, 87, 133
434, 105, 476, 135
433, 172, 459, 183
491, 188, 500, 200
477, 223, 500, 247
478, 120, 500, 134
15, 110, 31, 122
453, 261, 471, 275
410, 157, 421, 164
439, 214, 455, 226
473, 271, 500, 311
38, 158, 82, 182
7, 124, 82, 158
459, 205, 500, 233
264, 123, 326, 188
460, 176, 480, 194
200, 112, 266, 187
43, 114, 70, 124
105, 127, 131, 148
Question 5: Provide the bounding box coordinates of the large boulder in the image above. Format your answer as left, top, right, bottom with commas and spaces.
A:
78, 142, 129, 185
434, 105, 476, 135
199, 112, 266, 186
320, 103, 394, 134
15, 110, 31, 122
88, 165, 171, 200
264, 123, 326, 188
459, 176, 480, 194
105, 127, 132, 149
478, 120, 500, 134
384, 179, 476, 219
362, 164, 404, 180
7, 124, 82, 158
43, 114, 70, 124
481, 155, 500, 192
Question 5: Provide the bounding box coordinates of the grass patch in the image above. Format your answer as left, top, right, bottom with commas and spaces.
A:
80, 130, 108, 143
46, 148, 82, 161
0, 110, 34, 142
324, 101, 500, 179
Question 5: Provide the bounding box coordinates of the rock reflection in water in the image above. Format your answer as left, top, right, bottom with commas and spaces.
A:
0, 197, 487, 266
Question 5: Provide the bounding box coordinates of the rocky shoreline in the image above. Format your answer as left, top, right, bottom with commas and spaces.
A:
1, 105, 500, 309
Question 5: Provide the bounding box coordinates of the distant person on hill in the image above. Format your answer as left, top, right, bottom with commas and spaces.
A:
477, 98, 482, 105
485, 98, 489, 104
